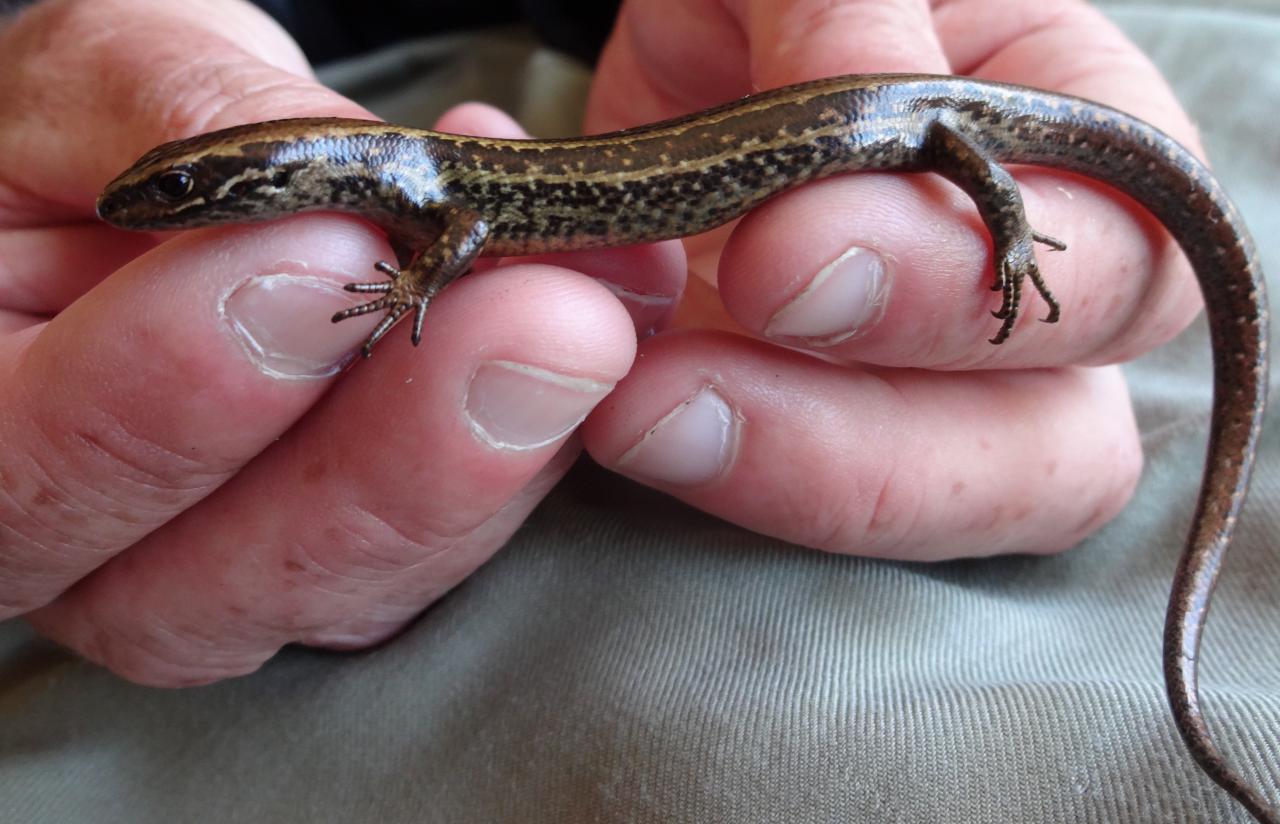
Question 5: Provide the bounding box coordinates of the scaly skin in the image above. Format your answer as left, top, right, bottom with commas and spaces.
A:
96, 74, 1273, 822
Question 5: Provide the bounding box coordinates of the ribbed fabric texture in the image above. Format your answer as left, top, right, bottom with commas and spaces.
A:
1, 3, 1278, 822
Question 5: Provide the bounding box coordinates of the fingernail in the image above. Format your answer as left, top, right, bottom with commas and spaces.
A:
465, 361, 613, 450
224, 274, 373, 379
616, 386, 738, 487
597, 280, 677, 338
764, 246, 890, 345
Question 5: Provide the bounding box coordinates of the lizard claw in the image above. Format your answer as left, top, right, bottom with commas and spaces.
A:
340, 260, 401, 294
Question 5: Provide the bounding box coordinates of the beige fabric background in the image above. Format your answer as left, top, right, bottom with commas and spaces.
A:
1, 3, 1278, 822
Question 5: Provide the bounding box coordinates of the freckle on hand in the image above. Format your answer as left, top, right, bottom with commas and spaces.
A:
302, 461, 327, 483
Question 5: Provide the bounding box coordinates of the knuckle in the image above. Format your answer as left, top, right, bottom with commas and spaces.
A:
0, 449, 120, 600
849, 460, 926, 555
300, 614, 416, 651
63, 611, 271, 688
1104, 256, 1203, 363
24, 0, 330, 151
8, 0, 91, 42
0, 573, 60, 619
289, 505, 462, 581
1073, 431, 1143, 539
2, 406, 229, 552
104, 649, 264, 689
55, 413, 229, 503
145, 60, 315, 141
794, 460, 922, 557
260, 503, 503, 640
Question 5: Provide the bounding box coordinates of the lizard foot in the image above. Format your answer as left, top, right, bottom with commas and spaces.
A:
331, 260, 431, 357
988, 231, 1067, 344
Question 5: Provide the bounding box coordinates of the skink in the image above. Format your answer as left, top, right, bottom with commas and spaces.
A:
95, 74, 1273, 822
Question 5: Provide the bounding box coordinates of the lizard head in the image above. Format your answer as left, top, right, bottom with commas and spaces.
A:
96, 118, 387, 230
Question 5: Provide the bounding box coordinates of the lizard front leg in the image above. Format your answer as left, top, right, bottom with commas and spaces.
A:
333, 205, 490, 357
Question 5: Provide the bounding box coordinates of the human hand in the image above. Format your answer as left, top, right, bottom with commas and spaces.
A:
0, 0, 684, 685
576, 0, 1206, 559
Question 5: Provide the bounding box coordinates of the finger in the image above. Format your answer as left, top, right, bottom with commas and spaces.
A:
712, 3, 1206, 369
0, 214, 388, 618
0, 0, 371, 338
586, 0, 749, 131
433, 102, 530, 140
511, 245, 686, 339
929, 1, 1205, 364
0, 0, 393, 617
0, 224, 156, 314
0, 309, 41, 335
716, 164, 1203, 368
585, 0, 948, 315
932, 2, 1203, 364
29, 266, 638, 686
1, 0, 352, 217
587, 0, 948, 133
304, 436, 583, 649
582, 330, 1142, 559
737, 0, 947, 87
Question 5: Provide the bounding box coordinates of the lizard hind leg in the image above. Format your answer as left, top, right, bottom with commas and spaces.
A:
331, 207, 490, 357
922, 117, 1068, 344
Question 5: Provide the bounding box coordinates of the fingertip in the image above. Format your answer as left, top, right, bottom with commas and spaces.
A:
26, 600, 273, 688
429, 263, 639, 382
277, 265, 634, 539
512, 241, 688, 338
579, 329, 732, 469
21, 213, 391, 459
717, 174, 958, 360
444, 267, 636, 453
26, 0, 375, 207
715, 163, 1194, 370
434, 102, 530, 139
742, 0, 948, 88
329, 262, 638, 464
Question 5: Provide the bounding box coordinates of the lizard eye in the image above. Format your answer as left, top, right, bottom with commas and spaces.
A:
153, 169, 194, 200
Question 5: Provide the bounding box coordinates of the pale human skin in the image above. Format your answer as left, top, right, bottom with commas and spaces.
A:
0, 0, 1203, 685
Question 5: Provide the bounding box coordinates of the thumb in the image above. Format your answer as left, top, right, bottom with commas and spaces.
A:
0, 0, 368, 216
586, 0, 949, 133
